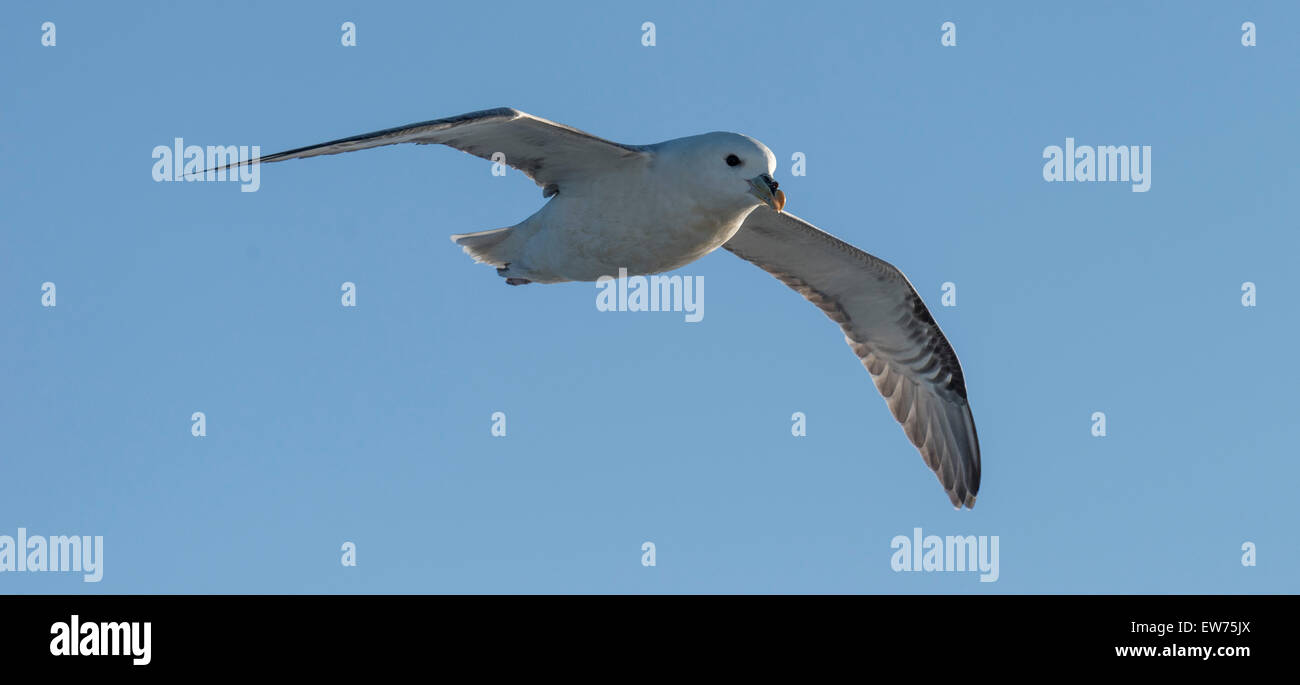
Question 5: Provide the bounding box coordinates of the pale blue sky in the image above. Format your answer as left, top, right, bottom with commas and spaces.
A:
2, 1, 1296, 593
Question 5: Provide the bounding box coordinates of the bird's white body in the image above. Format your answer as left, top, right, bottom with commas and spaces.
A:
460, 134, 777, 283
508, 181, 746, 282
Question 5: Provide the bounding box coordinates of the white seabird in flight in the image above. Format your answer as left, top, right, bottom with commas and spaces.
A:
204, 108, 981, 508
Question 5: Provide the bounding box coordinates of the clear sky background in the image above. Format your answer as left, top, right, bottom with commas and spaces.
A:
2, 1, 1296, 593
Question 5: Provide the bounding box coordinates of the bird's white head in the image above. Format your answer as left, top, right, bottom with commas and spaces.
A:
657, 132, 785, 214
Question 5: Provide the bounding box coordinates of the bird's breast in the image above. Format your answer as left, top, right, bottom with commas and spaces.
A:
529, 188, 750, 281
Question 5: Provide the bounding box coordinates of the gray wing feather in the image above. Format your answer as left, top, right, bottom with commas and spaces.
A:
723, 207, 981, 508
198, 107, 647, 190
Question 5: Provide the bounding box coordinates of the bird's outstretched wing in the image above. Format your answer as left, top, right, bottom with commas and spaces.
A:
194, 107, 648, 192
724, 207, 981, 508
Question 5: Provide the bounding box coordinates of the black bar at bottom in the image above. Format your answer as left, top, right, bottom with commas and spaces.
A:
0, 594, 1284, 671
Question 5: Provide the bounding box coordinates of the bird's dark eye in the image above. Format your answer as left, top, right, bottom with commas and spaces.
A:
725, 154, 741, 167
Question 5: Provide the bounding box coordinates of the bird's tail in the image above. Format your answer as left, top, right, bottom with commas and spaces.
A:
450, 226, 517, 267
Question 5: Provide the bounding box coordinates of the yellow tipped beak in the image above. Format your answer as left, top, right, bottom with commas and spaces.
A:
747, 174, 786, 213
